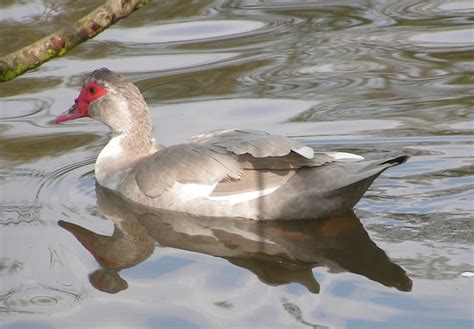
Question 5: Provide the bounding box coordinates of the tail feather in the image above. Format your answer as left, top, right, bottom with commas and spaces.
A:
321, 155, 409, 214
379, 155, 409, 167
327, 154, 409, 191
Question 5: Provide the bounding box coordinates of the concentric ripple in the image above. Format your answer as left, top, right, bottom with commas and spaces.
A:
35, 153, 98, 222
0, 98, 49, 120
0, 132, 103, 227
1, 285, 82, 314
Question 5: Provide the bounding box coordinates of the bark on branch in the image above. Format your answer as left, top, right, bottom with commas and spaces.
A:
0, 0, 150, 82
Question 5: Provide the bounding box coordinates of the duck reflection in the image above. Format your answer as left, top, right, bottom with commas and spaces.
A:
59, 185, 412, 294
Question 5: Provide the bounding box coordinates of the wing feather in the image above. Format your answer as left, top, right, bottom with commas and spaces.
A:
210, 169, 296, 196
135, 144, 242, 198
136, 129, 339, 199
190, 129, 314, 159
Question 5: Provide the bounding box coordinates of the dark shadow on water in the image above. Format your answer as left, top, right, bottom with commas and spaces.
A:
58, 184, 412, 294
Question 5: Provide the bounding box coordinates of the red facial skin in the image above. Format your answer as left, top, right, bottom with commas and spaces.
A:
55, 81, 107, 123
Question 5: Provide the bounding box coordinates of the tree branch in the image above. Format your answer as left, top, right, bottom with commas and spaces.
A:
0, 0, 150, 82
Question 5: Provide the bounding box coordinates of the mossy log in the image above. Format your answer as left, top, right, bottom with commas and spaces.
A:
0, 0, 150, 82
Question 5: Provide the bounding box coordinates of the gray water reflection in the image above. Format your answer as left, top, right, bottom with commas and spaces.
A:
59, 185, 412, 295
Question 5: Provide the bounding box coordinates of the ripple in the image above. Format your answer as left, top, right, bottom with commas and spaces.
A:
298, 60, 387, 74
355, 137, 474, 217
100, 20, 266, 44
37, 53, 240, 79
2, 285, 82, 314
236, 1, 368, 11
0, 159, 97, 233
0, 258, 23, 276
379, 0, 474, 20
237, 58, 373, 98
409, 29, 474, 48
0, 77, 63, 98
0, 203, 41, 225
294, 94, 471, 128
439, 1, 474, 11
36, 155, 96, 219
0, 133, 100, 226
1, 1, 48, 23
328, 28, 473, 53
0, 99, 49, 120
0, 133, 100, 166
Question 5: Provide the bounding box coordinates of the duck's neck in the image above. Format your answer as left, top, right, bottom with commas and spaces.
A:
95, 131, 159, 190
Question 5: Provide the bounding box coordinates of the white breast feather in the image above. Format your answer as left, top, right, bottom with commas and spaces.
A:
95, 135, 124, 189
98, 135, 124, 159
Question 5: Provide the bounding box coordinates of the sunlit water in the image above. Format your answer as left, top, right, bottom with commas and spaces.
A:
1, 1, 473, 328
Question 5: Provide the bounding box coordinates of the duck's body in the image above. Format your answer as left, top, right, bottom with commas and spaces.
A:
56, 68, 407, 220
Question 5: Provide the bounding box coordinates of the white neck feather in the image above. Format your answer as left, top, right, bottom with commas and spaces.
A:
95, 134, 159, 191
95, 134, 128, 190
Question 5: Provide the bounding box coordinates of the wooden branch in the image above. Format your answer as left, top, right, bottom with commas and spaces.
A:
0, 0, 150, 82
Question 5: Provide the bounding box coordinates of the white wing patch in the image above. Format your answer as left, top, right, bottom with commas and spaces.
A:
166, 181, 278, 203
326, 152, 364, 162
293, 146, 315, 159
206, 186, 279, 204
168, 182, 217, 200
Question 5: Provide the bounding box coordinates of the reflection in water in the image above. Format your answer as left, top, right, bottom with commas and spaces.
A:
59, 185, 412, 294
282, 297, 329, 329
0, 133, 100, 165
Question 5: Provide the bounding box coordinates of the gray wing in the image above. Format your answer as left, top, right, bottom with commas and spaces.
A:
187, 129, 315, 159
135, 144, 242, 198
136, 129, 335, 198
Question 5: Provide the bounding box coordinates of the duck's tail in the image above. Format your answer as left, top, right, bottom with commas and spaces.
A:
320, 154, 409, 212
378, 155, 409, 167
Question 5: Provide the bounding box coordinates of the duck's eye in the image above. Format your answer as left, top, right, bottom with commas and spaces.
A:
89, 86, 96, 94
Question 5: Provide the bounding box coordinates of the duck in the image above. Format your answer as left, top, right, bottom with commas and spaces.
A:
55, 68, 408, 220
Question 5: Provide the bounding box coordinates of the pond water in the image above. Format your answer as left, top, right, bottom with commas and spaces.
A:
1, 0, 473, 328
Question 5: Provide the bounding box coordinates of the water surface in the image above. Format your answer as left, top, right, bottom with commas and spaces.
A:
1, 1, 473, 328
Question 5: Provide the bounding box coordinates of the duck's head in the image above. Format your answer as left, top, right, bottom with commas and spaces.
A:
56, 68, 150, 134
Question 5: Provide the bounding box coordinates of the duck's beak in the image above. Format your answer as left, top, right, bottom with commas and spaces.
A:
55, 99, 89, 124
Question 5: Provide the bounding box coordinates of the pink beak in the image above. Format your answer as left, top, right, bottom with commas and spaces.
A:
55, 99, 89, 124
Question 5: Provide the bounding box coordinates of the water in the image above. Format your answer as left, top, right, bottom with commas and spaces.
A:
1, 0, 473, 328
